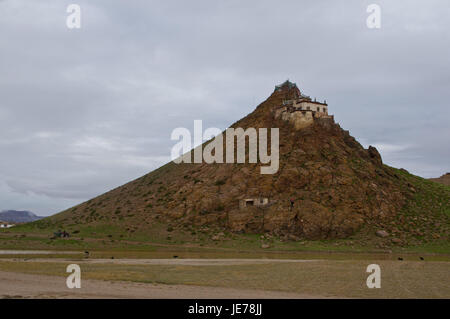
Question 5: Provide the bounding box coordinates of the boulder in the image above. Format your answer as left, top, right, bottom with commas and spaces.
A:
368, 146, 382, 165
376, 230, 389, 238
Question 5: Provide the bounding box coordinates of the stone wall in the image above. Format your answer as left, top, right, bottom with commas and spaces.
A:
274, 107, 314, 130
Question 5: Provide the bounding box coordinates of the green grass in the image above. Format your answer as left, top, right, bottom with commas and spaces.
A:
1, 228, 449, 255
0, 259, 448, 298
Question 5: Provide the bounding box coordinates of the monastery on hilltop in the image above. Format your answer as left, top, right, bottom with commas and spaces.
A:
273, 80, 334, 130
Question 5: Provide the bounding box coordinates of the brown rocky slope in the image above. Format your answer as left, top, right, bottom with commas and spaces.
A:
429, 173, 450, 186
36, 83, 450, 245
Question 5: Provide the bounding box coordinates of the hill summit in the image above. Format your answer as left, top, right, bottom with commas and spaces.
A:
43, 81, 449, 246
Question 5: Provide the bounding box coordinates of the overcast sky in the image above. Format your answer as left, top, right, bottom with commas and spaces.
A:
1, 0, 449, 216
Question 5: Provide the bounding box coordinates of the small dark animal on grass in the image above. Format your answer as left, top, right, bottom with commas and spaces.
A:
398, 257, 403, 261
173, 255, 179, 259
420, 257, 424, 260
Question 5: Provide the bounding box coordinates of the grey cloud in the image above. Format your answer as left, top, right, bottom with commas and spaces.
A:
0, 0, 449, 215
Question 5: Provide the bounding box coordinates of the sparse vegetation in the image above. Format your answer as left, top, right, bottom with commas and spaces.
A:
0, 84, 448, 255
0, 259, 448, 298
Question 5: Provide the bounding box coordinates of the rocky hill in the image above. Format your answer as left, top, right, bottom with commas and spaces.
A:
429, 173, 450, 186
30, 81, 450, 247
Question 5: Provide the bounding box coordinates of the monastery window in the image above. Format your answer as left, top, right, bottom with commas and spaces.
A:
317, 107, 320, 111
323, 108, 326, 112
307, 106, 310, 110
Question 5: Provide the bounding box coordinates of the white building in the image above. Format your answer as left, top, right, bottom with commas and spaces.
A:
0, 223, 15, 228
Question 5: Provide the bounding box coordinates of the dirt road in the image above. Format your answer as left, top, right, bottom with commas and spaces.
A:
0, 271, 325, 299
3, 258, 320, 266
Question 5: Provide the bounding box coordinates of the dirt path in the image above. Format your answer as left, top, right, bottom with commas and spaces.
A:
3, 258, 321, 266
0, 250, 80, 255
0, 271, 325, 299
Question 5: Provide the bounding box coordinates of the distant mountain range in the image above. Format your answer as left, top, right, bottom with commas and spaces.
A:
0, 210, 44, 223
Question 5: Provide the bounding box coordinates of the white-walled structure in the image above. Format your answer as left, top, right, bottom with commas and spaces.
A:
0, 223, 15, 228
274, 81, 333, 129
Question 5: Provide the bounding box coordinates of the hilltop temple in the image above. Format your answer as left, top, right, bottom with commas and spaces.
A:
273, 80, 333, 129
